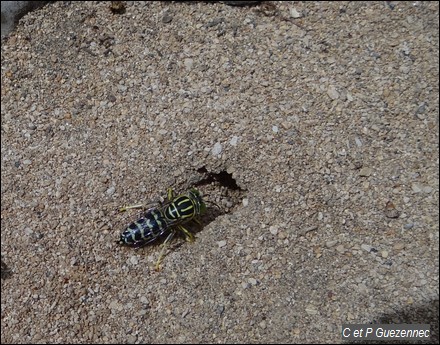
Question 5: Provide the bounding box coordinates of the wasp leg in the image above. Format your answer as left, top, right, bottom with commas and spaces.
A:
167, 188, 176, 201
154, 230, 176, 271
192, 217, 202, 226
119, 203, 160, 212
119, 204, 145, 212
177, 225, 195, 242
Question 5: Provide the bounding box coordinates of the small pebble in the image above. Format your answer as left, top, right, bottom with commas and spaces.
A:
24, 227, 33, 235
305, 306, 319, 315
359, 167, 372, 177
327, 85, 339, 100
217, 240, 227, 248
336, 245, 345, 253
248, 278, 257, 286
129, 256, 138, 265
393, 242, 405, 251
184, 58, 193, 70
162, 13, 173, 23
384, 201, 400, 219
269, 226, 278, 235
411, 183, 423, 193
404, 223, 414, 230
230, 136, 239, 146
290, 8, 302, 18
326, 240, 338, 248
211, 142, 222, 156
422, 186, 433, 193
361, 244, 373, 252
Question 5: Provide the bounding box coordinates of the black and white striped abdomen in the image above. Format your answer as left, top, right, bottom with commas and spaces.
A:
119, 208, 168, 247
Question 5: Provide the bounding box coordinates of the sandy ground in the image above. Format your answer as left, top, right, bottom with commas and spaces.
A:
1, 1, 439, 343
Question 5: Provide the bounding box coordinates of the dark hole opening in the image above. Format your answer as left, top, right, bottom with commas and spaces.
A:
195, 167, 244, 191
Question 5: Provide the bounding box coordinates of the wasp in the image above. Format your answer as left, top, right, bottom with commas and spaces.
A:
118, 188, 206, 270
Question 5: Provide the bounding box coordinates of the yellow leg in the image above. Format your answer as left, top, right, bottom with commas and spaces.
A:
177, 225, 195, 242
154, 231, 175, 271
119, 204, 145, 212
167, 188, 176, 201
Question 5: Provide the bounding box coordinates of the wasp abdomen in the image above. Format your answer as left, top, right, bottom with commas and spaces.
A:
119, 209, 168, 247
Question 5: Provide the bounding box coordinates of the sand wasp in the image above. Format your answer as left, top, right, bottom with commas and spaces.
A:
118, 188, 206, 270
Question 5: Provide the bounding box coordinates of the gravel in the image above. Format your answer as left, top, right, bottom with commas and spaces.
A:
1, 1, 439, 343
